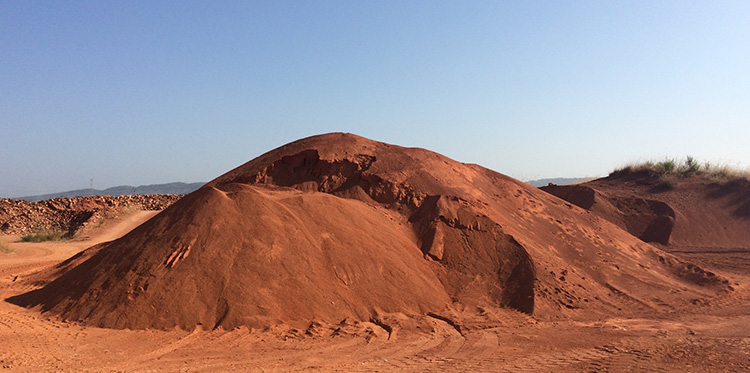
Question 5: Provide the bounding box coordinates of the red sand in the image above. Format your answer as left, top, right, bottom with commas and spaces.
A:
8, 133, 731, 330
543, 170, 750, 248
542, 170, 750, 281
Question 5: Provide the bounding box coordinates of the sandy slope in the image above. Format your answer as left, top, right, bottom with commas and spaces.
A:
542, 172, 750, 288
1, 221, 749, 371
11, 134, 731, 332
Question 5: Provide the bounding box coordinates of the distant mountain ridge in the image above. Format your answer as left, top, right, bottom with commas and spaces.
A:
15, 182, 205, 202
525, 177, 595, 188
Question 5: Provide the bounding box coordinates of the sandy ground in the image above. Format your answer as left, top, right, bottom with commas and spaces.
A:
1, 210, 749, 372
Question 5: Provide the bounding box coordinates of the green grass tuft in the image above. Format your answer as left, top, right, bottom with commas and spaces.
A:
20, 228, 65, 243
685, 156, 700, 174
612, 156, 750, 186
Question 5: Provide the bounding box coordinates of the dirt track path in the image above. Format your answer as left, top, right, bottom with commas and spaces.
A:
1, 211, 749, 371
0, 210, 158, 274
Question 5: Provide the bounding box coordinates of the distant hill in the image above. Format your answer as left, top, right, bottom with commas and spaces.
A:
15, 182, 205, 202
525, 177, 595, 188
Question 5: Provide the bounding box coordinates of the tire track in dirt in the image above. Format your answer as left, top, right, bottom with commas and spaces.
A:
389, 316, 465, 371
577, 345, 664, 372
0, 210, 163, 372
115, 327, 205, 370
0, 296, 81, 371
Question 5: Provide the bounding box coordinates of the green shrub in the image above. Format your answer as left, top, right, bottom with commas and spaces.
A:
21, 228, 64, 243
654, 159, 676, 174
684, 156, 700, 174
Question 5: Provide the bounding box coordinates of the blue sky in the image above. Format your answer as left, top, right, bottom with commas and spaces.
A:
2, 1, 749, 197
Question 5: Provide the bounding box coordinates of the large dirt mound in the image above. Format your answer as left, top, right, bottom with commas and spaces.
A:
8, 133, 730, 330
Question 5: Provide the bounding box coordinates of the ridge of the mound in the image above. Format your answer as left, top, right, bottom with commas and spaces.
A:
8, 133, 732, 330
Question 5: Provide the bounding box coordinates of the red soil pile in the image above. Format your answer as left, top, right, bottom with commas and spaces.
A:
541, 171, 750, 248
8, 134, 731, 330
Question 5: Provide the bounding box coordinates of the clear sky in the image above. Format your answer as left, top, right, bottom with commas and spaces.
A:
2, 1, 749, 197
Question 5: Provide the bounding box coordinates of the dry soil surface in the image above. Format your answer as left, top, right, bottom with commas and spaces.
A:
16, 134, 732, 333
2, 211, 749, 372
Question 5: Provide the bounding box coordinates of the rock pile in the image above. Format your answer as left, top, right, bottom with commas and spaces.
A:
0, 194, 182, 237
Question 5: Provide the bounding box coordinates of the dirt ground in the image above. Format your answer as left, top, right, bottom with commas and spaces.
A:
0, 210, 748, 372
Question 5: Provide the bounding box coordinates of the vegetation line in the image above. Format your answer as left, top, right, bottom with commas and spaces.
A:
611, 156, 750, 189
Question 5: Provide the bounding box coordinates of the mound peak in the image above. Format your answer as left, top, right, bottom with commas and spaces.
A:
8, 133, 730, 330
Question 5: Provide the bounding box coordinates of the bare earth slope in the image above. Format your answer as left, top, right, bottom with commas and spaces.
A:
542, 170, 750, 276
8, 133, 730, 330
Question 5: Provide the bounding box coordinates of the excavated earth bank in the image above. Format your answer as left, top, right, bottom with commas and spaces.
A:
541, 170, 750, 248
